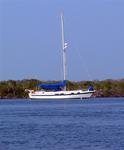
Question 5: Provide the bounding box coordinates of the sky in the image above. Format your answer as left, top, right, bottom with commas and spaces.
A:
0, 0, 124, 81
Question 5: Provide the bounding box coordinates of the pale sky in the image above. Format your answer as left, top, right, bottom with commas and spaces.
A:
0, 0, 124, 81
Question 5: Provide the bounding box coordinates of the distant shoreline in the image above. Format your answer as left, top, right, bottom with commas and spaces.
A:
0, 79, 124, 99
0, 97, 124, 101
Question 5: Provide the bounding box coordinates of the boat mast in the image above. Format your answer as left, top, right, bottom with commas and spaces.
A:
61, 13, 67, 91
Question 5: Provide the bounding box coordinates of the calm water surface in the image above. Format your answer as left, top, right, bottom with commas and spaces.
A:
0, 98, 124, 150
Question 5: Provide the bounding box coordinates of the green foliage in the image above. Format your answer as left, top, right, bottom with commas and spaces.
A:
0, 79, 124, 99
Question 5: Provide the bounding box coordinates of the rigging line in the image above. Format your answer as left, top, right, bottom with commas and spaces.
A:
74, 48, 93, 81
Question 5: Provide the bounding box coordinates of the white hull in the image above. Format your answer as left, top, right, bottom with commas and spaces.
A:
28, 90, 94, 100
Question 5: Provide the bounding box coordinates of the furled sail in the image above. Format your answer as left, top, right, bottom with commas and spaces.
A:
36, 80, 67, 91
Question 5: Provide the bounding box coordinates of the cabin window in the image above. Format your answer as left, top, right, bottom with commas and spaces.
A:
60, 93, 64, 95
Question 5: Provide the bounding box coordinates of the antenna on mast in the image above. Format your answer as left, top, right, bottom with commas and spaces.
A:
61, 13, 68, 90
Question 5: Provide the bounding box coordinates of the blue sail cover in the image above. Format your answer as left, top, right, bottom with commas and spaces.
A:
36, 80, 66, 91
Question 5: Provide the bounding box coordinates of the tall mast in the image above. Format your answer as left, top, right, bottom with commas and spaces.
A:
61, 13, 67, 90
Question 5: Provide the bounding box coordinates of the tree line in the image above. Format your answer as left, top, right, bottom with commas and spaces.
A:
0, 79, 124, 99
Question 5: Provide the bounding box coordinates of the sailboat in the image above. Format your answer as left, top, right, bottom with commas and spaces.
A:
27, 14, 95, 99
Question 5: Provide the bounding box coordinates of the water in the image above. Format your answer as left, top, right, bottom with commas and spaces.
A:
0, 98, 124, 150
